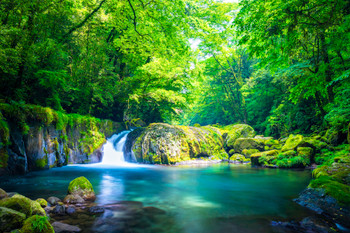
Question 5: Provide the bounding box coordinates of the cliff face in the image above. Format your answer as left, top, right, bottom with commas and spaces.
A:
0, 103, 123, 175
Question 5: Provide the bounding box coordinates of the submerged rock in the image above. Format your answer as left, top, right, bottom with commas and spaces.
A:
66, 205, 76, 215
0, 206, 26, 232
295, 188, 350, 228
52, 204, 66, 216
67, 176, 96, 201
89, 206, 105, 214
52, 222, 82, 233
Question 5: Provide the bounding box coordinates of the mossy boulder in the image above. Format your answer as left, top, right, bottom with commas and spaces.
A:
31, 199, 46, 216
229, 154, 248, 163
35, 198, 47, 208
0, 194, 46, 218
250, 150, 279, 166
131, 123, 227, 164
241, 149, 260, 158
67, 176, 95, 201
281, 150, 297, 157
304, 137, 329, 152
20, 215, 54, 233
0, 194, 33, 217
297, 147, 313, 158
222, 124, 256, 150
0, 206, 26, 232
233, 138, 265, 153
281, 134, 304, 151
0, 188, 8, 199
308, 176, 350, 206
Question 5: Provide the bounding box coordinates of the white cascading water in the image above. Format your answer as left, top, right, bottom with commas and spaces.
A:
100, 131, 130, 165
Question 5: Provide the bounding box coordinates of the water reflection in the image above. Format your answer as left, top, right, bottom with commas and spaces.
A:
97, 174, 125, 204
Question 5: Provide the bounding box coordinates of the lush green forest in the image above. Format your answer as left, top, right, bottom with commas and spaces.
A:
1, 0, 350, 137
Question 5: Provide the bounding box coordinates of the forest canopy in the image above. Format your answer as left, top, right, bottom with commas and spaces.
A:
1, 0, 350, 137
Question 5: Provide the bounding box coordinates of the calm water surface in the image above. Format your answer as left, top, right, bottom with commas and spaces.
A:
0, 163, 312, 232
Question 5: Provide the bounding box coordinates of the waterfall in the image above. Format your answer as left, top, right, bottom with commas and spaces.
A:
100, 131, 131, 165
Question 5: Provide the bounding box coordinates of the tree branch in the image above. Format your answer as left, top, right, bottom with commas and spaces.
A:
60, 0, 107, 43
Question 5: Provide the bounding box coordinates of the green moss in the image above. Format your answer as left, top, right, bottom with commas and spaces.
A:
0, 119, 10, 146
0, 147, 9, 168
35, 157, 47, 169
222, 124, 256, 149
309, 176, 350, 206
230, 154, 248, 162
0, 206, 26, 232
68, 176, 94, 194
281, 134, 304, 151
242, 149, 260, 158
20, 215, 54, 233
30, 200, 46, 216
35, 198, 47, 208
0, 194, 33, 217
297, 147, 313, 157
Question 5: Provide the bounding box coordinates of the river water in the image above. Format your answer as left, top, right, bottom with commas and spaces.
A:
0, 163, 312, 232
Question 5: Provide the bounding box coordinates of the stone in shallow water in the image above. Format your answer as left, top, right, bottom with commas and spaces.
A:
89, 206, 105, 214
66, 206, 76, 215
52, 222, 81, 233
143, 206, 166, 215
52, 204, 66, 216
63, 194, 84, 204
47, 196, 61, 206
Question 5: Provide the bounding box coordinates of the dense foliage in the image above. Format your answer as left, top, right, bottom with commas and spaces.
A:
1, 0, 350, 138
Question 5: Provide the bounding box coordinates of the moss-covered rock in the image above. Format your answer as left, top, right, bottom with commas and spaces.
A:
281, 150, 297, 157
31, 200, 46, 216
304, 137, 329, 152
0, 194, 33, 217
35, 198, 47, 208
222, 124, 255, 150
0, 194, 46, 218
250, 150, 279, 166
297, 147, 313, 158
20, 215, 54, 233
0, 206, 26, 232
67, 176, 95, 201
281, 134, 304, 151
309, 176, 350, 206
241, 149, 260, 158
0, 188, 7, 199
131, 123, 227, 164
229, 154, 248, 163
233, 138, 265, 153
